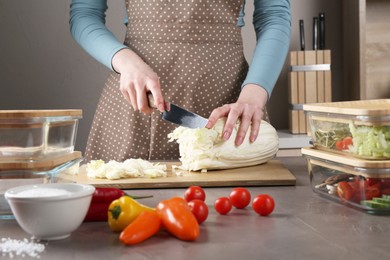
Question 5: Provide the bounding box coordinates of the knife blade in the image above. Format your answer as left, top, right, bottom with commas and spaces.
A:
147, 93, 208, 129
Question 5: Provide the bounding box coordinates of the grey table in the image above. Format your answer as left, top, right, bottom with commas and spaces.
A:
1, 157, 389, 260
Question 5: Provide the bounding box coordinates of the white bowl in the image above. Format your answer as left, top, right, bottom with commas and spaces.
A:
5, 183, 95, 240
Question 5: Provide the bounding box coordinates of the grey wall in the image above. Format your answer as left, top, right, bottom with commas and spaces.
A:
0, 0, 342, 154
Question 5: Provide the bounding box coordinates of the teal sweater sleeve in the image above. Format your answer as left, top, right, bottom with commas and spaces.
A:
69, 0, 127, 70
239, 0, 291, 98
69, 0, 291, 97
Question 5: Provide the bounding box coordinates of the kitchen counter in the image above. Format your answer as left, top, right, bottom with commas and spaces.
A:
1, 156, 389, 260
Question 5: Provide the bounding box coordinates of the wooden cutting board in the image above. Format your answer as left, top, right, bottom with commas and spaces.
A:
58, 160, 296, 189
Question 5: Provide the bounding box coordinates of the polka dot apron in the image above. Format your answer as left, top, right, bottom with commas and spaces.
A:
85, 0, 251, 162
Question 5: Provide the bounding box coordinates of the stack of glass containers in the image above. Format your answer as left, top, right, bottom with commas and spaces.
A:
302, 99, 390, 214
0, 110, 83, 219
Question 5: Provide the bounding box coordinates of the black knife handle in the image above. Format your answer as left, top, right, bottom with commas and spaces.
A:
299, 19, 305, 51
313, 17, 318, 50
147, 92, 157, 108
319, 13, 325, 50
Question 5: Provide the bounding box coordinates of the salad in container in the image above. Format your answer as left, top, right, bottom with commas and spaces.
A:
302, 147, 390, 215
303, 99, 390, 160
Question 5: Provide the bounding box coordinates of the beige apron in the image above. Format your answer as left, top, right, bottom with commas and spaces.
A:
85, 0, 250, 162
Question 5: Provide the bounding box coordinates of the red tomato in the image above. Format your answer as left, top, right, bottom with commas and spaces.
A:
381, 179, 390, 189
366, 178, 380, 186
335, 140, 344, 150
336, 137, 353, 150
184, 186, 206, 202
337, 181, 354, 201
342, 137, 353, 149
214, 197, 232, 215
252, 194, 275, 216
229, 187, 251, 209
381, 188, 390, 195
188, 199, 209, 224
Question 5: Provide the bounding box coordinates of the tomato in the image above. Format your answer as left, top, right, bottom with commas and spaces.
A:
381, 178, 390, 189
188, 199, 209, 224
252, 194, 275, 216
214, 197, 232, 215
184, 186, 206, 202
335, 140, 344, 150
337, 181, 354, 201
381, 188, 390, 195
335, 137, 353, 150
359, 180, 381, 200
229, 187, 251, 209
366, 178, 381, 186
342, 137, 353, 149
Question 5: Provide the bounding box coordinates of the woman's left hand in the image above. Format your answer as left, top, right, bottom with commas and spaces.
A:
206, 84, 268, 146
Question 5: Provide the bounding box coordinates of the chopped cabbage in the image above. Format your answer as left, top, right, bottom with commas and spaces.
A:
349, 123, 390, 158
86, 158, 167, 180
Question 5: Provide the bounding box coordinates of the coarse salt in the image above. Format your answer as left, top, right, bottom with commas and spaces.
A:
0, 237, 45, 258
14, 188, 72, 198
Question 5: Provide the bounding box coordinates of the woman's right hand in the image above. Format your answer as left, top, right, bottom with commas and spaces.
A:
111, 48, 166, 114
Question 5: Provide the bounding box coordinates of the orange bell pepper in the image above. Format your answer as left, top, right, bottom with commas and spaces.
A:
119, 210, 161, 245
156, 197, 200, 241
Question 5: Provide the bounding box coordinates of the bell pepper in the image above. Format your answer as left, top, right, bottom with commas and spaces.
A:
108, 195, 155, 232
84, 187, 152, 222
119, 210, 161, 245
156, 197, 200, 241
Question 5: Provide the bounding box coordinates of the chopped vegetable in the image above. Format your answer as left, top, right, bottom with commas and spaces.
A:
86, 159, 167, 179
168, 118, 279, 171
349, 124, 390, 159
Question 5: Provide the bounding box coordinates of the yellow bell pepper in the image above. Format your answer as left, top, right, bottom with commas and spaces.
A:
108, 196, 155, 232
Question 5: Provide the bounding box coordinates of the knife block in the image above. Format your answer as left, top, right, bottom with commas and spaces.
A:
288, 50, 332, 135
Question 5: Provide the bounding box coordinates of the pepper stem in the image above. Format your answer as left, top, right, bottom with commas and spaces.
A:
109, 205, 122, 220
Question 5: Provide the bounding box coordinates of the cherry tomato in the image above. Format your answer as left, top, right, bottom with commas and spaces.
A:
381, 178, 390, 189
337, 181, 354, 201
335, 140, 344, 150
359, 179, 381, 200
381, 188, 390, 195
214, 197, 232, 215
188, 199, 209, 224
366, 178, 381, 187
335, 137, 353, 150
342, 137, 353, 149
252, 194, 275, 216
229, 187, 251, 209
184, 186, 206, 202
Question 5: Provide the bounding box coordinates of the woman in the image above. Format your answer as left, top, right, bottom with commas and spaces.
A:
69, 0, 291, 162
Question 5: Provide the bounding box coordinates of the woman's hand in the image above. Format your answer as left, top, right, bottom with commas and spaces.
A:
111, 48, 166, 114
206, 84, 268, 146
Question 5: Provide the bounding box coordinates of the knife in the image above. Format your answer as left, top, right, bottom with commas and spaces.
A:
147, 93, 208, 129
299, 19, 305, 51
313, 17, 319, 50
319, 12, 325, 50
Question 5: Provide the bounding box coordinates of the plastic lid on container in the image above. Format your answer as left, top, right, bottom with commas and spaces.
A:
303, 99, 390, 116
0, 110, 82, 119
0, 151, 82, 171
301, 147, 390, 177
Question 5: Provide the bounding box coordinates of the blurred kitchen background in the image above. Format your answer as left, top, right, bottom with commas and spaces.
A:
1, 0, 388, 153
